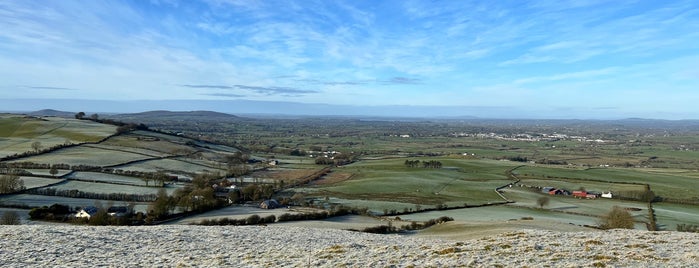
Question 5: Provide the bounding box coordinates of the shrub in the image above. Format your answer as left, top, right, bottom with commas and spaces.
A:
246, 214, 261, 225
1, 211, 21, 225
599, 206, 634, 229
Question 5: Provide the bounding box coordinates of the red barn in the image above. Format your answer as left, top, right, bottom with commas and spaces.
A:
572, 191, 587, 198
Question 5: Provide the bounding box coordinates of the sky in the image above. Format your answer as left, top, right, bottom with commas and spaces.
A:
1, 0, 698, 119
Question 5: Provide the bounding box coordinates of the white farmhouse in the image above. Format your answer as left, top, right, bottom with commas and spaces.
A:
75, 206, 99, 219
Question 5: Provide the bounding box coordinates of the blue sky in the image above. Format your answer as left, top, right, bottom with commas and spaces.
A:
1, 0, 698, 119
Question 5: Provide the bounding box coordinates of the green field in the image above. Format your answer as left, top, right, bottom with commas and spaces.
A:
66, 172, 150, 186
292, 158, 521, 213
0, 115, 116, 157
512, 165, 699, 200
10, 146, 154, 167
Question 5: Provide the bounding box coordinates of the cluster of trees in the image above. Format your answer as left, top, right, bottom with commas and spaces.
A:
359, 216, 455, 234
502, 156, 528, 162
616, 190, 658, 202
404, 160, 443, 168
27, 188, 157, 202
0, 174, 25, 194
75, 112, 148, 133
534, 159, 568, 165
28, 204, 72, 221
147, 173, 229, 221
197, 214, 277, 226
196, 205, 370, 226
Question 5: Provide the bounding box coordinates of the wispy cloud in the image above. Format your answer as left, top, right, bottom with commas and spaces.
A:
234, 85, 318, 96
382, 77, 421, 85
201, 93, 245, 98
24, 86, 77, 90
0, 1, 697, 118
513, 67, 619, 85
181, 84, 234, 89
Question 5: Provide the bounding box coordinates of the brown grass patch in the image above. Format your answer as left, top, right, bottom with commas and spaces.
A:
312, 172, 353, 185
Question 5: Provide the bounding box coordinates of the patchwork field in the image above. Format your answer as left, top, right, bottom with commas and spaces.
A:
115, 158, 226, 175
512, 166, 699, 201
10, 146, 154, 167
66, 171, 150, 186
47, 180, 180, 195
290, 158, 521, 213
0, 115, 116, 157
19, 176, 65, 189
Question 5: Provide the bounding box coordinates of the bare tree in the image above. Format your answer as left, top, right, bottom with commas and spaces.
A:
537, 196, 550, 209
0, 174, 24, 193
1, 211, 21, 225
31, 141, 42, 152
49, 166, 59, 177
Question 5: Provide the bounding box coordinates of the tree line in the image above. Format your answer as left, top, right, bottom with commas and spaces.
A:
404, 160, 443, 168
27, 187, 158, 202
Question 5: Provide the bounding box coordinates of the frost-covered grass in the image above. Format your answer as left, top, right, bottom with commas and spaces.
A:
0, 115, 115, 157
19, 176, 64, 189
24, 169, 71, 177
11, 146, 153, 166
66, 172, 149, 186
117, 158, 226, 174
1, 226, 697, 267
47, 180, 179, 195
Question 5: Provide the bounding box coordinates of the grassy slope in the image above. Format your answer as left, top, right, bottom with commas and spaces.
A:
0, 116, 116, 157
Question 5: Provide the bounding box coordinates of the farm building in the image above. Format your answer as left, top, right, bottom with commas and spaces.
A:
75, 206, 99, 219
572, 191, 587, 198
107, 206, 129, 217
548, 188, 570, 195
573, 191, 599, 199
259, 199, 280, 209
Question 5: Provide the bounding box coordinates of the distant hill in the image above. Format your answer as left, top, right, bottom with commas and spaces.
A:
27, 109, 76, 118
109, 110, 244, 123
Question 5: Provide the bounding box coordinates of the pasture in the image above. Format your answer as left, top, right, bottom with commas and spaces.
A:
47, 180, 180, 195
115, 158, 226, 175
0, 115, 115, 157
293, 158, 520, 212
66, 172, 150, 186
20, 176, 64, 189
9, 146, 154, 167
512, 165, 699, 201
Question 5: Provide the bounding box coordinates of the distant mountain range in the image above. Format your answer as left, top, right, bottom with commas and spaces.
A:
19, 108, 699, 131
7, 98, 696, 120
110, 110, 241, 121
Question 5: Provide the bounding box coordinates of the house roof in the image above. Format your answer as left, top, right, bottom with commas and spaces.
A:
81, 206, 99, 215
